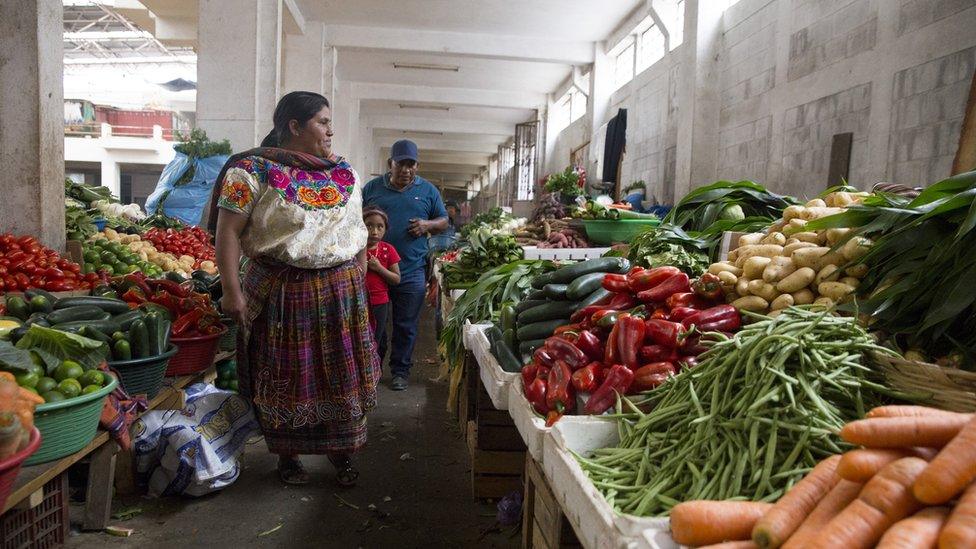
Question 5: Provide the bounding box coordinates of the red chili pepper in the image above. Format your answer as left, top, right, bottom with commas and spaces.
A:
521, 363, 539, 387
575, 330, 603, 361
546, 360, 575, 413
666, 292, 711, 311
607, 292, 638, 310
553, 323, 581, 335
533, 347, 556, 369
123, 272, 152, 295
644, 319, 685, 348
681, 304, 742, 332
601, 273, 631, 293
571, 362, 602, 393
604, 313, 629, 365
651, 307, 670, 320
636, 272, 691, 303
668, 306, 700, 322
122, 288, 147, 304
692, 273, 725, 301
148, 278, 191, 298
525, 377, 549, 415
617, 315, 646, 370
628, 266, 681, 292
544, 337, 588, 370
631, 362, 677, 392
583, 364, 635, 415
545, 410, 563, 427
640, 344, 678, 363
628, 266, 645, 276
171, 309, 206, 336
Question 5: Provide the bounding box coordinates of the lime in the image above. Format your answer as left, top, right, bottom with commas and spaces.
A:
29, 351, 46, 368
84, 263, 96, 274
23, 386, 38, 395
15, 371, 39, 388
79, 370, 105, 388
41, 390, 66, 403
82, 384, 102, 395
124, 264, 138, 274
102, 265, 115, 276
113, 262, 127, 274
58, 378, 82, 398
36, 377, 57, 393
26, 363, 45, 378
84, 250, 99, 263
100, 251, 116, 263
54, 361, 84, 382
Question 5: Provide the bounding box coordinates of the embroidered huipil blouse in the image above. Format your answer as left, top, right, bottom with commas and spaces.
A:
216, 156, 367, 269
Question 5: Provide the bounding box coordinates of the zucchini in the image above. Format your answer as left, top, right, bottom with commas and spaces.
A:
515, 299, 547, 314
499, 304, 516, 333
543, 284, 569, 300
47, 305, 112, 324
113, 339, 132, 361
91, 285, 119, 299
546, 257, 631, 285
527, 289, 548, 300
81, 325, 112, 344
491, 339, 523, 373
24, 313, 51, 328
146, 312, 162, 355
517, 301, 579, 325
53, 296, 130, 314
516, 318, 569, 342
53, 319, 121, 335
24, 289, 58, 305
502, 328, 515, 350
129, 319, 150, 358
112, 310, 146, 331
518, 339, 546, 355
4, 296, 29, 321
578, 287, 612, 309
566, 272, 610, 300
486, 325, 504, 347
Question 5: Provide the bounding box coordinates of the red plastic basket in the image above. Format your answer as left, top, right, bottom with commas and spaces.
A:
166, 326, 227, 376
0, 429, 41, 512
0, 470, 68, 549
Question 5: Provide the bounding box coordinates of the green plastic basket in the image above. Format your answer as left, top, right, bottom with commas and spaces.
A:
582, 219, 661, 245
108, 345, 178, 399
26, 374, 118, 465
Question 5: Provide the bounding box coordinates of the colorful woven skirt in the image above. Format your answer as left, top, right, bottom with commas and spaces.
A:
236, 259, 379, 455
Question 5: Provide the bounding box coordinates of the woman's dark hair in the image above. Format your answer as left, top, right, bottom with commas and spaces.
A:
260, 91, 330, 148
362, 206, 389, 227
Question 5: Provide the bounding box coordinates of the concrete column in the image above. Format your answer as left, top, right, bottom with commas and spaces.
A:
282, 22, 330, 95
196, 0, 283, 152
0, 0, 65, 250
100, 161, 120, 198
589, 42, 614, 138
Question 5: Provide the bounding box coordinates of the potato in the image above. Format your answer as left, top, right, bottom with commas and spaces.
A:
718, 270, 738, 287
812, 297, 835, 309
791, 247, 843, 271
803, 207, 844, 220
783, 205, 806, 222
776, 267, 816, 293
767, 309, 784, 318
845, 263, 869, 278
791, 288, 815, 305
748, 280, 779, 302
708, 262, 742, 276
783, 241, 819, 256
791, 231, 820, 244
728, 249, 739, 262
825, 228, 851, 246
840, 276, 860, 288
734, 245, 785, 267
804, 198, 827, 208
761, 232, 787, 246
770, 293, 794, 311
815, 264, 841, 286
743, 256, 773, 279
762, 257, 796, 283
738, 233, 764, 247
818, 281, 856, 301
841, 236, 873, 261
732, 295, 769, 312
735, 277, 751, 297
782, 218, 809, 236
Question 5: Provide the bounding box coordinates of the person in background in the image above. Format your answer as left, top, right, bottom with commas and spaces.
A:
363, 140, 448, 391
362, 207, 401, 361
212, 91, 379, 487
445, 201, 461, 236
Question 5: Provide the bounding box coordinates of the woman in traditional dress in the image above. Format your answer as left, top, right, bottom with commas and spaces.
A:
211, 91, 379, 486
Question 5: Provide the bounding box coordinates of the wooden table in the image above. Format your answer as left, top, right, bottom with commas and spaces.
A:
1, 351, 233, 529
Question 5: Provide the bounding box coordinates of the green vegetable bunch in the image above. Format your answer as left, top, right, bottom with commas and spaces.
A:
665, 180, 798, 232
627, 224, 710, 276
544, 167, 583, 197
173, 128, 232, 159
442, 227, 524, 286
65, 205, 97, 242
460, 207, 511, 238
64, 178, 117, 207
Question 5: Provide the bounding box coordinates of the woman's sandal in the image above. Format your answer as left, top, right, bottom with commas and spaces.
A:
278, 456, 310, 485
329, 455, 359, 487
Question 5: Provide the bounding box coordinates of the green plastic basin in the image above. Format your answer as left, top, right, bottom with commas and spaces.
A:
109, 345, 178, 399
582, 219, 661, 245
26, 373, 118, 465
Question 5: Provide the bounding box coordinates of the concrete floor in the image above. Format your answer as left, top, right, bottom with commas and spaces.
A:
66, 309, 520, 548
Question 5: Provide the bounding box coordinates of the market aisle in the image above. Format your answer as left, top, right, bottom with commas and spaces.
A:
67, 309, 519, 548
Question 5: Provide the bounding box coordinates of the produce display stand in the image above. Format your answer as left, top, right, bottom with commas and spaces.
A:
521, 246, 611, 261
470, 324, 517, 410
522, 452, 582, 549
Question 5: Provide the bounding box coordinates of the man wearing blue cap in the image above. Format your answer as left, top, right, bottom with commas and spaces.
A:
363, 140, 449, 390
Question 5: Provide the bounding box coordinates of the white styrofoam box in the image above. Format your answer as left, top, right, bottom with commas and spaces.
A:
509, 381, 607, 465
522, 246, 612, 261
450, 289, 465, 302
543, 421, 676, 549
462, 322, 491, 351
470, 324, 517, 410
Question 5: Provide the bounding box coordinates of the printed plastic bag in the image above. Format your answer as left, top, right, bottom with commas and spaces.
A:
145, 150, 229, 226
132, 383, 259, 497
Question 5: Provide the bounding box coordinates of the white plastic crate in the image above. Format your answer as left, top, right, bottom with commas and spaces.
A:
509, 381, 607, 465
469, 324, 517, 410
522, 246, 612, 261
543, 421, 676, 549
462, 322, 490, 351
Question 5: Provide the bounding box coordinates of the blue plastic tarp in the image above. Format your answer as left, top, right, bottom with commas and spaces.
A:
145, 150, 230, 226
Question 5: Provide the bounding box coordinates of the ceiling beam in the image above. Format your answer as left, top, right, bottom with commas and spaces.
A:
283, 0, 306, 35
367, 115, 513, 137
375, 137, 500, 155
381, 148, 489, 165
353, 82, 545, 110
326, 24, 594, 65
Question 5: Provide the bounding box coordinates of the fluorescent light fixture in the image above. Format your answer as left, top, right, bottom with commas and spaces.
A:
393, 62, 459, 72
398, 103, 451, 112
402, 130, 445, 136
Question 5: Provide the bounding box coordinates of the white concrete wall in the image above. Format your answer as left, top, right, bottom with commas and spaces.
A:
544, 0, 976, 202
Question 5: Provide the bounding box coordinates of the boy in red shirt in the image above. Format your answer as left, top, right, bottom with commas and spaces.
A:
363, 207, 401, 365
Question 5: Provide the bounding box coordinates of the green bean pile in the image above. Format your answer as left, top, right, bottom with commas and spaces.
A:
577, 307, 901, 517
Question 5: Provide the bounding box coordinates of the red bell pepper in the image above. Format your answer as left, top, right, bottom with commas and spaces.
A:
626, 305, 648, 319
521, 363, 538, 387
583, 364, 635, 415
545, 360, 575, 415
628, 266, 681, 292
553, 323, 581, 336
644, 319, 685, 348
604, 313, 629, 365
651, 307, 670, 320
692, 273, 724, 301
544, 337, 588, 370
532, 347, 556, 369
631, 362, 677, 392
640, 344, 678, 363
571, 362, 602, 393
681, 334, 709, 356
575, 330, 603, 361
525, 377, 549, 415
668, 306, 700, 322
666, 292, 711, 311
616, 315, 646, 370
607, 292, 637, 310
681, 304, 742, 332
593, 309, 623, 329
636, 272, 691, 303
123, 273, 152, 296
570, 293, 636, 323
122, 288, 147, 304
601, 273, 631, 293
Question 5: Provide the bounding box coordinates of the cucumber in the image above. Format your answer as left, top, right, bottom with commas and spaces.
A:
491, 339, 523, 373
25, 289, 58, 305
112, 310, 146, 331
543, 284, 569, 300
516, 318, 569, 342
81, 325, 112, 344
24, 313, 51, 328
129, 319, 150, 358
4, 296, 29, 321
502, 328, 515, 350
47, 305, 112, 324
566, 272, 610, 300
499, 304, 516, 333
518, 339, 547, 355
517, 301, 579, 325
514, 299, 548, 314
53, 319, 121, 335
578, 287, 613, 309
53, 296, 130, 314
28, 295, 54, 314
546, 257, 631, 285
113, 339, 132, 361
527, 289, 548, 300
486, 325, 504, 347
